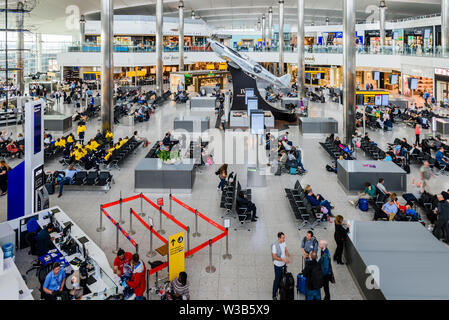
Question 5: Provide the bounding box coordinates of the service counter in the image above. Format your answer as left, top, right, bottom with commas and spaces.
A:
190, 96, 216, 109
229, 111, 275, 129
298, 117, 338, 134
436, 118, 449, 135
44, 114, 72, 132
174, 116, 210, 133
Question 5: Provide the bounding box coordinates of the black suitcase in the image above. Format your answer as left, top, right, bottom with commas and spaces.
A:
45, 183, 55, 195
279, 267, 295, 300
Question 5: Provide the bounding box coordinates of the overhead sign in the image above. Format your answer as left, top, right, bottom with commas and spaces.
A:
168, 231, 185, 282
435, 68, 449, 77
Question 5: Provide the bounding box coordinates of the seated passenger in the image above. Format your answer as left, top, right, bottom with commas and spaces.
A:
436, 147, 449, 166
287, 150, 307, 173
306, 190, 333, 216
402, 179, 424, 206
236, 191, 258, 222
349, 182, 376, 206
169, 271, 190, 300
374, 197, 398, 221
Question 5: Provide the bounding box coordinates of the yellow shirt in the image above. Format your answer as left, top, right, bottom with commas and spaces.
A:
104, 152, 112, 161
77, 125, 86, 135
120, 139, 128, 146
114, 143, 121, 150
91, 141, 99, 149
60, 139, 66, 148
67, 135, 74, 143
105, 131, 113, 139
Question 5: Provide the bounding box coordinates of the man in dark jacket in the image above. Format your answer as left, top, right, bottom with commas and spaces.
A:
318, 240, 333, 300
433, 194, 449, 243
36, 223, 55, 257
302, 251, 322, 300
236, 191, 258, 222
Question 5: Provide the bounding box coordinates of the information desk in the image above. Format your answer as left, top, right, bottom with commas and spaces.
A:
135, 158, 196, 193
436, 118, 449, 135
3, 207, 120, 300
0, 258, 34, 300
298, 117, 338, 134
337, 160, 407, 192
229, 111, 275, 129
174, 116, 210, 133
44, 114, 72, 132
345, 220, 449, 300
190, 96, 216, 109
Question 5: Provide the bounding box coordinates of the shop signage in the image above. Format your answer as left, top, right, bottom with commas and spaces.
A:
435, 68, 449, 77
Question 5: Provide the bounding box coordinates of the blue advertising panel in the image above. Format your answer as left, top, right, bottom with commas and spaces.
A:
34, 104, 42, 154
7, 161, 25, 221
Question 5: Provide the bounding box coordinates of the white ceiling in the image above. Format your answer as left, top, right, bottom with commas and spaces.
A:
0, 0, 443, 35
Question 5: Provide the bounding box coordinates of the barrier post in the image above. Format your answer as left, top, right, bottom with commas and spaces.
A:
128, 208, 136, 235
96, 205, 105, 232
146, 271, 150, 299
146, 226, 157, 258
205, 239, 216, 273
157, 206, 166, 235
186, 226, 192, 259
222, 228, 232, 260
169, 190, 173, 217
113, 223, 119, 254
119, 191, 125, 224
135, 244, 139, 255
192, 209, 201, 237
139, 192, 146, 217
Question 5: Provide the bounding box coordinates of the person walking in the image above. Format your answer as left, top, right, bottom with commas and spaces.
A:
271, 232, 291, 300
433, 194, 449, 243
0, 160, 11, 196
415, 124, 421, 146
420, 160, 434, 192
302, 251, 323, 300
318, 240, 333, 300
216, 163, 228, 191
333, 215, 350, 265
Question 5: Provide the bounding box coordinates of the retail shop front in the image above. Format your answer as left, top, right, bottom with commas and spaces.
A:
435, 68, 449, 105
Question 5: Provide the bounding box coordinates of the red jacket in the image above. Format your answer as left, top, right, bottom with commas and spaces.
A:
127, 260, 146, 297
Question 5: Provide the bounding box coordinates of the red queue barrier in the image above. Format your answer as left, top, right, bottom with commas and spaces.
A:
170, 195, 226, 233
131, 208, 167, 245
102, 194, 141, 209
142, 195, 188, 231
101, 208, 138, 249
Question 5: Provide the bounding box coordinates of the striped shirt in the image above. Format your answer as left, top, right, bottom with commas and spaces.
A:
171, 277, 190, 300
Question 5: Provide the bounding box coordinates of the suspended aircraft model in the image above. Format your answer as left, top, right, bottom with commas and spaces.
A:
208, 39, 291, 89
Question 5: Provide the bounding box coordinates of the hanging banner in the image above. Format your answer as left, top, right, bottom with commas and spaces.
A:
168, 231, 185, 282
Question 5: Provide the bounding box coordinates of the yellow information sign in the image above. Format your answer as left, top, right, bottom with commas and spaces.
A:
168, 231, 185, 282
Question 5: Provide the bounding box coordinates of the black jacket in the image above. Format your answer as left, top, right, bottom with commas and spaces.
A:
334, 224, 349, 243
302, 259, 320, 290
36, 229, 51, 257
437, 201, 449, 222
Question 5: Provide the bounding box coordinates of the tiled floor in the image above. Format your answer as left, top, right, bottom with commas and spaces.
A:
2, 89, 449, 300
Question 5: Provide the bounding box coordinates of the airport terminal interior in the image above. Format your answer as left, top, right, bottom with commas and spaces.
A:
1, 0, 449, 301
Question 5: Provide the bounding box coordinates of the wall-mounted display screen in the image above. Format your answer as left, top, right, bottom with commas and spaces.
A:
390, 74, 398, 85
409, 78, 418, 90
247, 97, 258, 114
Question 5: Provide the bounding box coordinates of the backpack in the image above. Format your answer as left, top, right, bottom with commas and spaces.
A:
310, 263, 324, 290
326, 165, 334, 172
290, 167, 297, 175
358, 198, 369, 212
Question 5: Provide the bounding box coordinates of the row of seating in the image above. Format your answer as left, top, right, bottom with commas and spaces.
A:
285, 180, 327, 231
360, 139, 386, 160
319, 135, 354, 160
52, 170, 114, 192
104, 136, 143, 170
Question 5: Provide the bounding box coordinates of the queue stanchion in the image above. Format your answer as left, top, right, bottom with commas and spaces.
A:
113, 223, 119, 254
128, 208, 136, 235
192, 209, 201, 237
139, 192, 146, 217
169, 191, 173, 217
222, 228, 232, 260
205, 239, 216, 273
186, 226, 192, 259
135, 244, 139, 255
157, 206, 166, 235
119, 191, 125, 224
96, 205, 105, 232
146, 271, 150, 300
146, 226, 157, 258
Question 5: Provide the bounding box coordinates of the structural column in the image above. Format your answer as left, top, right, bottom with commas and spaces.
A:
156, 0, 163, 96
262, 14, 266, 46
278, 0, 284, 75
442, 0, 449, 55
268, 7, 273, 51
379, 0, 387, 49
297, 0, 305, 98
100, 0, 114, 133
16, 1, 24, 94
343, 0, 356, 145
178, 1, 184, 71
79, 15, 86, 46
36, 33, 42, 73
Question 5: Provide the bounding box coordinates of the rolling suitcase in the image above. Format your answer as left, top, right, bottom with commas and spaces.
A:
297, 258, 306, 295
279, 266, 295, 300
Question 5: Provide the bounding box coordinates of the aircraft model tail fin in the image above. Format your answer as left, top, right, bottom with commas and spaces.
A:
278, 74, 292, 88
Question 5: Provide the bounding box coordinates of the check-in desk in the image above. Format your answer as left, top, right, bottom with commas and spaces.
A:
2, 207, 120, 300
337, 160, 407, 192
135, 158, 196, 193
174, 116, 210, 133
190, 96, 216, 109
229, 111, 275, 129
298, 117, 338, 134
44, 114, 72, 132
436, 118, 449, 135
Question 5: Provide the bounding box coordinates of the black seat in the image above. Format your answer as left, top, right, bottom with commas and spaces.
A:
86, 171, 99, 185
73, 171, 87, 185
98, 171, 112, 186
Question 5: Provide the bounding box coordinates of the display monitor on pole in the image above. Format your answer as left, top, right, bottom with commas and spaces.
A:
247, 97, 258, 114
245, 88, 254, 105
250, 110, 265, 135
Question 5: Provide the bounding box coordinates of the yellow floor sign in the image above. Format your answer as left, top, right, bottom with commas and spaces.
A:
168, 231, 185, 282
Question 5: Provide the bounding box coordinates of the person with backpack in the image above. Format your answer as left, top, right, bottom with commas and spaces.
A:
271, 232, 291, 300
302, 251, 322, 300
318, 240, 334, 300
301, 231, 318, 262
348, 182, 376, 207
